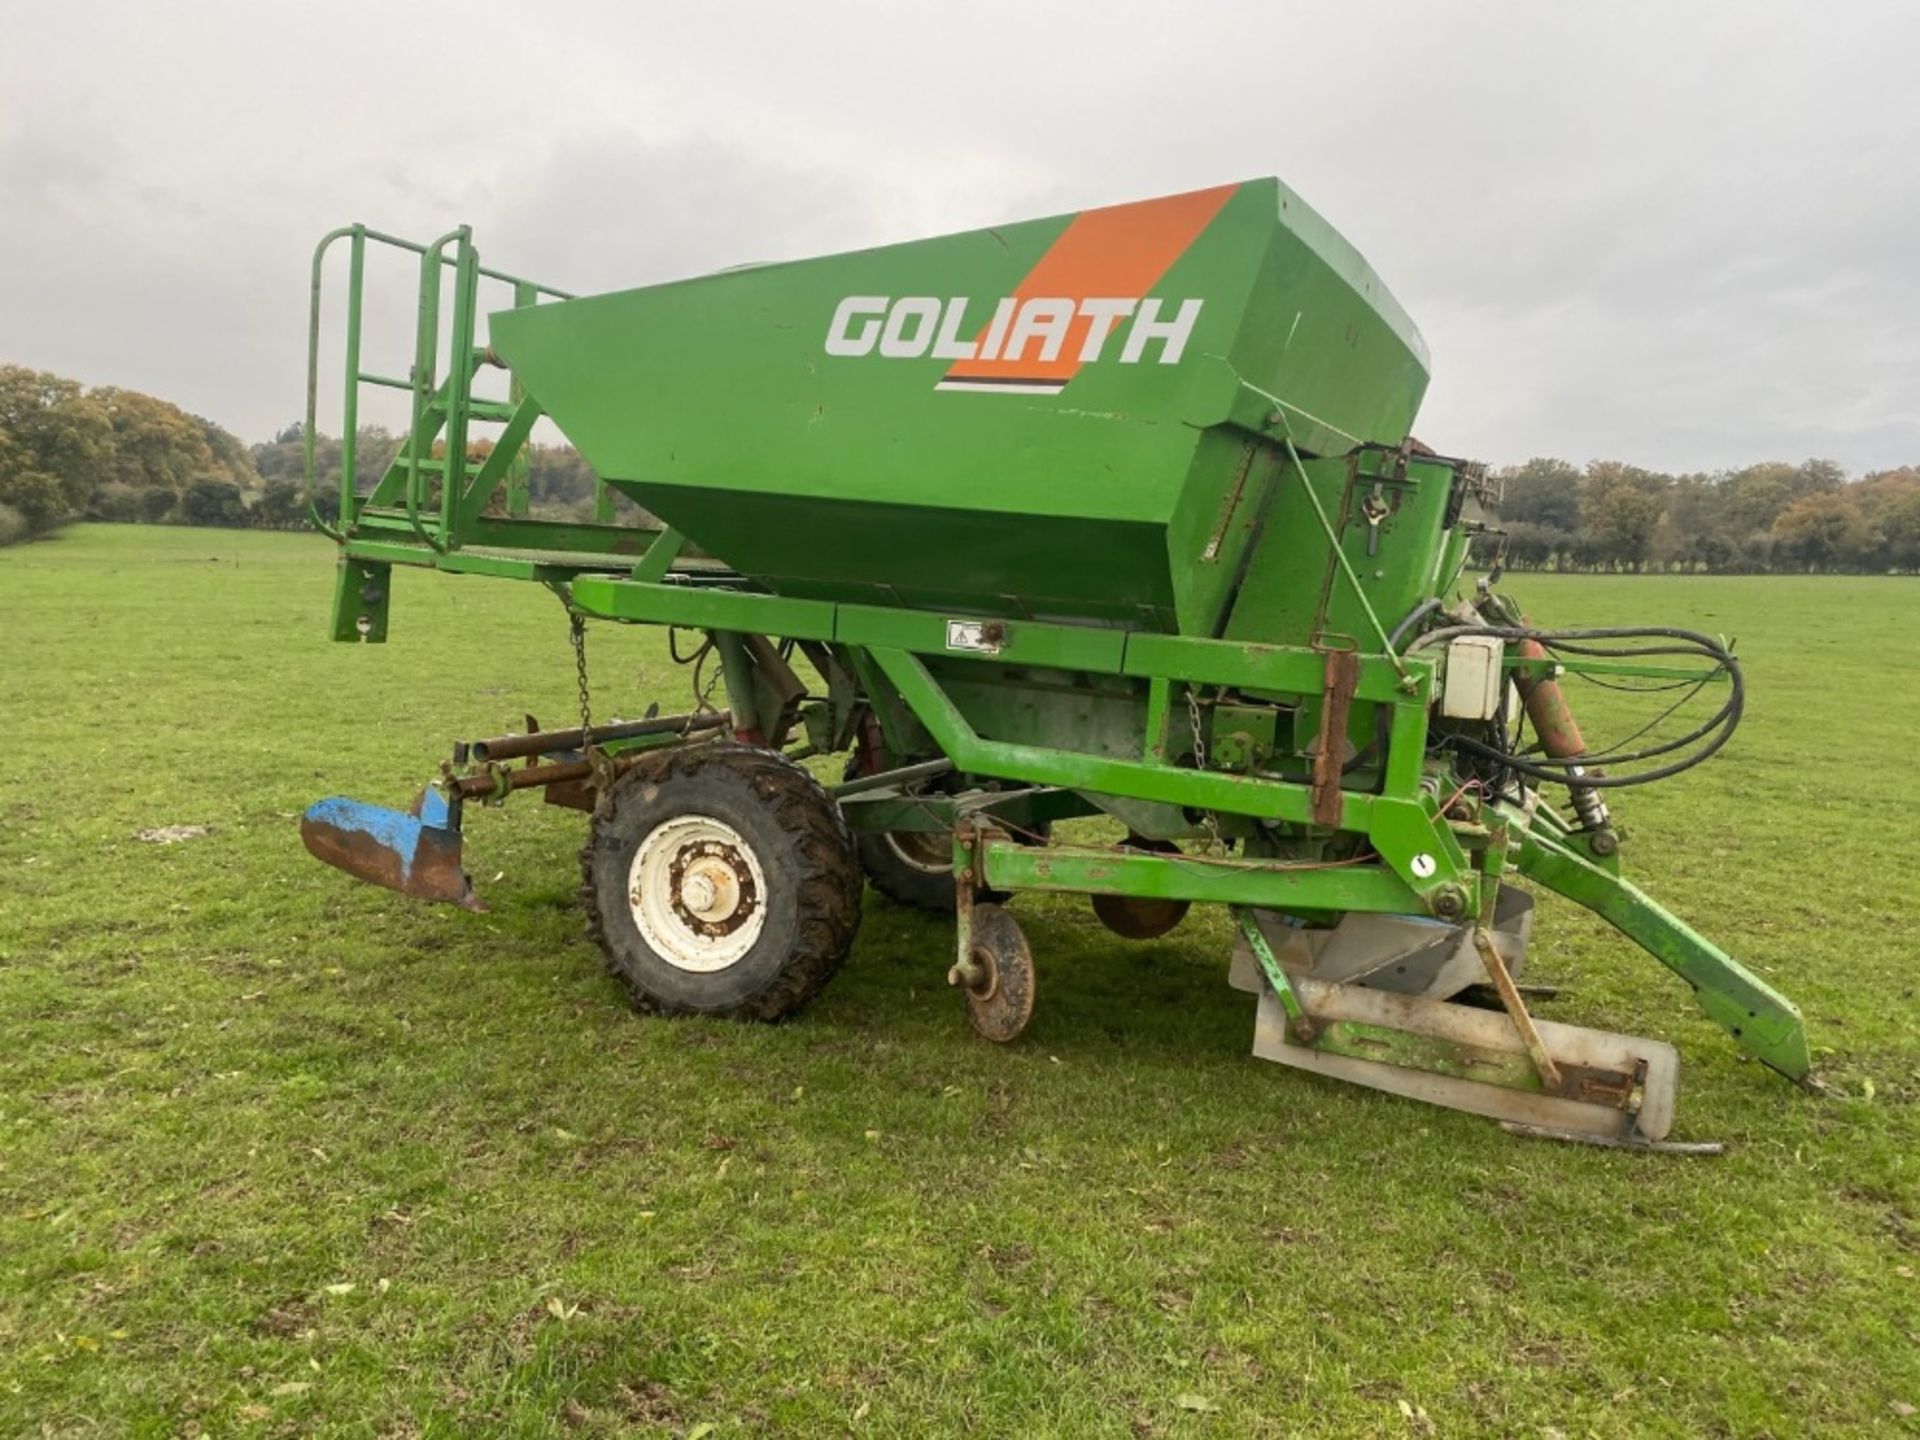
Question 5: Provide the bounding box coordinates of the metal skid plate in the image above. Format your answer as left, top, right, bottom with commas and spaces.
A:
1251, 974, 1679, 1141
1228, 888, 1534, 1000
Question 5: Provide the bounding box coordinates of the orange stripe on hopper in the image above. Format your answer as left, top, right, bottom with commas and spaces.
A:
941, 182, 1239, 387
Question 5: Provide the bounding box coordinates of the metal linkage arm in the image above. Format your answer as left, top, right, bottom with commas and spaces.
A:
1511, 817, 1812, 1082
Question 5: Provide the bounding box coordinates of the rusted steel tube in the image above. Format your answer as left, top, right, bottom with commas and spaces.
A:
1512, 638, 1589, 757
453, 756, 594, 800
1310, 649, 1359, 827
452, 748, 669, 801
469, 710, 728, 763
1511, 638, 1611, 835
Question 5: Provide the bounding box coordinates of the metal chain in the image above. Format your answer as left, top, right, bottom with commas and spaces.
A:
1185, 684, 1208, 771
570, 612, 593, 740
568, 610, 619, 791
1185, 684, 1225, 853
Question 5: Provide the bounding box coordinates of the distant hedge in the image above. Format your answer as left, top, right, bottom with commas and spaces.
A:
0, 366, 611, 548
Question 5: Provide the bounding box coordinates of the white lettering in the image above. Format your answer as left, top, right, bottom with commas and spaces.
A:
1001, 297, 1077, 364
976, 297, 1018, 362
825, 296, 889, 356
1120, 297, 1204, 365
879, 297, 942, 358
930, 297, 976, 360
827, 293, 1208, 372
1075, 298, 1136, 363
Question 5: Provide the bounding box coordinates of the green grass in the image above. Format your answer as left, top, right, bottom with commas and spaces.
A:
2, 524, 1916, 1438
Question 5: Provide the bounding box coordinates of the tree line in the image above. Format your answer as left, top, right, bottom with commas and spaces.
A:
249, 422, 604, 527
0, 366, 258, 544
1494, 457, 1920, 573
0, 365, 607, 546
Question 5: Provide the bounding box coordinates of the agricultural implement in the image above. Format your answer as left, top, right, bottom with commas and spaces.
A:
300, 178, 1810, 1147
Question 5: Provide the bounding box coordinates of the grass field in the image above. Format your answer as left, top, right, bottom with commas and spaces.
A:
2, 524, 1916, 1438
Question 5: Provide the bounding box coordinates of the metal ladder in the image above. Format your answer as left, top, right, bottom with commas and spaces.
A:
304, 224, 641, 565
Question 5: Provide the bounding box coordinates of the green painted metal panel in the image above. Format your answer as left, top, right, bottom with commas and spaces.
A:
486, 178, 1429, 637
329, 557, 389, 642
569, 575, 839, 640
1221, 449, 1463, 651
835, 602, 1129, 672
1122, 631, 1431, 705
981, 839, 1421, 915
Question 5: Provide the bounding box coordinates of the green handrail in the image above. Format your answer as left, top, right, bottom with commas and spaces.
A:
305, 222, 576, 548
303, 225, 357, 540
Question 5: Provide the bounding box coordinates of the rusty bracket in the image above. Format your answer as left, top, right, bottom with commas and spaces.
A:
1471, 925, 1562, 1091
1309, 648, 1359, 827
950, 818, 981, 989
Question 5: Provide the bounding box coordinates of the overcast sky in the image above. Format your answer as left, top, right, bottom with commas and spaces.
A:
3, 1, 1915, 474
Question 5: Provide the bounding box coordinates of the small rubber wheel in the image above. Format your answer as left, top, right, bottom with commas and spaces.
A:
1090, 835, 1191, 940
955, 903, 1035, 1043
580, 744, 862, 1020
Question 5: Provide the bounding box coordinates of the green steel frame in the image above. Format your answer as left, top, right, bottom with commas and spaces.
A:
305, 222, 1811, 1098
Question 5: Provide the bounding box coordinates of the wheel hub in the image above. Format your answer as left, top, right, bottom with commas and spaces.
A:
629, 816, 767, 972
669, 840, 755, 934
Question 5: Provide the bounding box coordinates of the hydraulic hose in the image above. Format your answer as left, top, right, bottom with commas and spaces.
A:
1408, 624, 1743, 791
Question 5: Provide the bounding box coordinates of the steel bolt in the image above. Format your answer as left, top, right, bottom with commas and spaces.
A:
1430, 885, 1468, 923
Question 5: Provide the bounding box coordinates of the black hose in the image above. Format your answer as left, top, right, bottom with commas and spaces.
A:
1412, 623, 1742, 789
1388, 597, 1445, 651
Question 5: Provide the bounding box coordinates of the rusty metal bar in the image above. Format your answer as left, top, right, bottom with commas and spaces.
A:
1310, 649, 1359, 826
467, 710, 729, 763
452, 755, 596, 800
1471, 926, 1562, 1090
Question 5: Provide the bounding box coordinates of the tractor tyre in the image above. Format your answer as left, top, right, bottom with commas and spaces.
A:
579, 744, 862, 1020
855, 825, 964, 913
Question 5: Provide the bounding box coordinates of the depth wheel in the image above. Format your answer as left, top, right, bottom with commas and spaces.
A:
952, 903, 1035, 1043
1090, 834, 1192, 940
580, 744, 862, 1020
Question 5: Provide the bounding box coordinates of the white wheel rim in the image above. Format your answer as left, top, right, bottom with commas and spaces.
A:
628, 814, 768, 972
